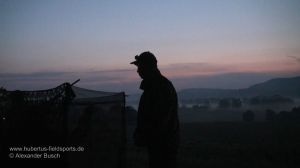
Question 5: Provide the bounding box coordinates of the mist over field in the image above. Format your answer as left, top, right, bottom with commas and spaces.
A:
177, 76, 300, 121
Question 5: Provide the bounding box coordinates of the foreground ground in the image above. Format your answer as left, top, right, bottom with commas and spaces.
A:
127, 121, 300, 168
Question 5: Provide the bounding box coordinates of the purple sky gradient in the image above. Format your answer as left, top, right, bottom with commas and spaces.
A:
1, 0, 300, 93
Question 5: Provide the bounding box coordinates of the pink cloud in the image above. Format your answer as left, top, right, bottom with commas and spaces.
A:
160, 59, 300, 78
1, 59, 299, 93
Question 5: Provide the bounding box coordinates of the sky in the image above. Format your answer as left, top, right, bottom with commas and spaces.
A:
1, 0, 300, 93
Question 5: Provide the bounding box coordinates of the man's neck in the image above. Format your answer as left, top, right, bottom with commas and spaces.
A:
140, 69, 161, 90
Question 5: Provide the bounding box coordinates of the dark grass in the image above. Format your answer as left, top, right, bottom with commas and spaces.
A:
127, 121, 300, 168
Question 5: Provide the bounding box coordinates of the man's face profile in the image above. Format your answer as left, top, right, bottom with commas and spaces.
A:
137, 65, 146, 79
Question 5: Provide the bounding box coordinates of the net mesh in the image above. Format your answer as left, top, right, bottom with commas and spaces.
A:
1, 83, 126, 168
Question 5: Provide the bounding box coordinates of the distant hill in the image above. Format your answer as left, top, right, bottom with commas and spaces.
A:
178, 76, 300, 100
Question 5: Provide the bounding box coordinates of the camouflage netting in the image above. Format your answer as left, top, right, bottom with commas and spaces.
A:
0, 83, 126, 168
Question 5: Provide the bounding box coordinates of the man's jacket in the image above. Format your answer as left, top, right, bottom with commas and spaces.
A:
134, 71, 180, 146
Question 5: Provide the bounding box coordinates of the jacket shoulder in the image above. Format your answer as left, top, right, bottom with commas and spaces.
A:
157, 76, 176, 93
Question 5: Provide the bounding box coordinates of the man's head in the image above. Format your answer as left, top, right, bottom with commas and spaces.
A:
131, 51, 158, 79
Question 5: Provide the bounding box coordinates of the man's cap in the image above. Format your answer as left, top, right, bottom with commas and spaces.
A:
130, 51, 157, 67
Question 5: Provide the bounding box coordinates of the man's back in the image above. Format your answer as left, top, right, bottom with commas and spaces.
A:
137, 72, 180, 144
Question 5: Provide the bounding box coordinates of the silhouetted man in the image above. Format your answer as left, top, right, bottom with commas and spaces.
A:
131, 51, 180, 168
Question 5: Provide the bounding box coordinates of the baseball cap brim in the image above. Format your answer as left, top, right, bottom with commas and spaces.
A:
130, 60, 138, 65
130, 55, 140, 66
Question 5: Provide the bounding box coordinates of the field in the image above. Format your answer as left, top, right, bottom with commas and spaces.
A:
127, 121, 300, 168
